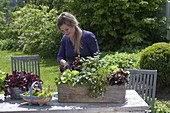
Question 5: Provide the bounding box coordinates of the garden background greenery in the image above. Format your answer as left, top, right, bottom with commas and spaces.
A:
0, 0, 170, 112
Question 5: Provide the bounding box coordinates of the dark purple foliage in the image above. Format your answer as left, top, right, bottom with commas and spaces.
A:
3, 71, 43, 98
109, 70, 129, 86
60, 57, 83, 73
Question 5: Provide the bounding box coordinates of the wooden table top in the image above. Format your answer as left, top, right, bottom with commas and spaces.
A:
0, 90, 148, 113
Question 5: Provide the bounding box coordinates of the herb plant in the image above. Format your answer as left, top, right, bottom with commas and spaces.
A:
20, 82, 53, 98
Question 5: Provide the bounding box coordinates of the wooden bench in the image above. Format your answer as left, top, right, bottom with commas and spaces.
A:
124, 69, 157, 113
11, 56, 40, 76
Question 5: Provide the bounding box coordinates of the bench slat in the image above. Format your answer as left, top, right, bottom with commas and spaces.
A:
11, 56, 40, 76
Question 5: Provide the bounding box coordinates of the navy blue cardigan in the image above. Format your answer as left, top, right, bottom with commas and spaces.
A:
57, 30, 100, 64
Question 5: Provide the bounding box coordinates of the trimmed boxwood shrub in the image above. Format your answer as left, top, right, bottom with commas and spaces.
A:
139, 42, 170, 89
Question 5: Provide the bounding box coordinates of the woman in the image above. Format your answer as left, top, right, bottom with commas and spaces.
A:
57, 12, 100, 68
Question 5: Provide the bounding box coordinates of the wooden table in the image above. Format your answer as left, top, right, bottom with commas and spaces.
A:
0, 90, 148, 113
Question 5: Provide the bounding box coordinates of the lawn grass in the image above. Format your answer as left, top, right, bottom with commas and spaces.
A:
0, 50, 59, 92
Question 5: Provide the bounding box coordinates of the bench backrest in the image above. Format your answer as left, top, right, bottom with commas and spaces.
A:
11, 56, 40, 76
124, 69, 157, 113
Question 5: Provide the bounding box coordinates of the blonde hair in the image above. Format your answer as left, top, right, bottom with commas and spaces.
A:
57, 12, 82, 54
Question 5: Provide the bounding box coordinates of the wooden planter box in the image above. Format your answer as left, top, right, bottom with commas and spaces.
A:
58, 84, 126, 103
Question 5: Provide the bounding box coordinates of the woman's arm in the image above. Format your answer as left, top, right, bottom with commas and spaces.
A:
86, 31, 100, 56
57, 38, 66, 64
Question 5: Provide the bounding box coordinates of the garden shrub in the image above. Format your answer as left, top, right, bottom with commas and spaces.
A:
139, 42, 170, 89
24, 0, 59, 10
154, 98, 170, 113
102, 52, 140, 69
0, 70, 6, 92
0, 11, 9, 40
8, 4, 61, 58
0, 39, 22, 51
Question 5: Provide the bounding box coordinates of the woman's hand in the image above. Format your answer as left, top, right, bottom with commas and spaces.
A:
60, 59, 70, 72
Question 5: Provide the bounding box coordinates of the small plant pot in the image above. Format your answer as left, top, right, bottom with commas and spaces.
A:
10, 87, 22, 99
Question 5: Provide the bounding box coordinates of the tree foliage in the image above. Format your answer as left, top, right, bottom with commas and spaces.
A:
0, 0, 168, 58
8, 4, 61, 58
58, 0, 167, 51
24, 0, 60, 10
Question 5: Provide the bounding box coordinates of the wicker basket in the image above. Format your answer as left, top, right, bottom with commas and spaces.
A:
20, 81, 52, 106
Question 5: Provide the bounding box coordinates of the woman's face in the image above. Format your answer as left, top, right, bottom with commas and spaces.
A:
60, 24, 75, 38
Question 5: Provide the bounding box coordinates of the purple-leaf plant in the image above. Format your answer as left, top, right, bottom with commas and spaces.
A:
3, 71, 43, 98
